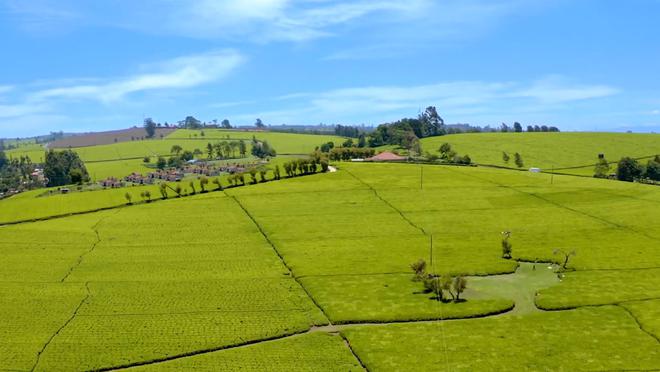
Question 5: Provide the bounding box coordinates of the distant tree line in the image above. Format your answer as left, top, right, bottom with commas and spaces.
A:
334, 124, 363, 138
502, 123, 560, 133
205, 140, 247, 160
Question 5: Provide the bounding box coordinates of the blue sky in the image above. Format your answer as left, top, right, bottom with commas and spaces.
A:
1, 0, 660, 137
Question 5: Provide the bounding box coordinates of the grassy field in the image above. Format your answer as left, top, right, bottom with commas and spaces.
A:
1, 159, 658, 370
418, 132, 660, 175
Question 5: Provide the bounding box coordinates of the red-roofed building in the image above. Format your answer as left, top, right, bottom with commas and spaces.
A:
367, 151, 407, 162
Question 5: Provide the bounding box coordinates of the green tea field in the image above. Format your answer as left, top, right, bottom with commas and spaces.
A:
1, 161, 658, 370
4, 129, 346, 181
420, 132, 660, 176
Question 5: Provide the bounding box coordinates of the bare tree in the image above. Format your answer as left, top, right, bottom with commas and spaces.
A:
410, 259, 427, 281
501, 231, 512, 259
553, 249, 576, 270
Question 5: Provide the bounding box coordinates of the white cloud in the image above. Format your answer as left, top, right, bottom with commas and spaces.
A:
31, 50, 244, 103
233, 77, 618, 125
0, 103, 50, 119
515, 76, 619, 103
177, 0, 428, 41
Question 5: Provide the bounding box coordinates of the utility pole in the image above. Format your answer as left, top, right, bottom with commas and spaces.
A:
430, 234, 433, 267
420, 165, 423, 190
551, 166, 554, 185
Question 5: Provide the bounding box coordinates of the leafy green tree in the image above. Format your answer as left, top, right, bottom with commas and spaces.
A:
144, 118, 157, 138
199, 176, 209, 192
452, 276, 467, 301
159, 183, 168, 199
143, 156, 151, 163
440, 275, 454, 301
410, 259, 427, 281
124, 192, 133, 205
502, 152, 510, 164
594, 156, 611, 178
156, 156, 167, 170
69, 169, 84, 185
189, 181, 196, 194
221, 119, 231, 129
274, 165, 281, 180
180, 150, 194, 162
174, 184, 182, 197
513, 122, 522, 132
514, 152, 524, 168
251, 140, 276, 158
239, 140, 247, 157
616, 157, 643, 182
527, 125, 534, 132
206, 143, 214, 159
259, 168, 268, 182
212, 178, 223, 191
182, 116, 202, 129
439, 143, 452, 160
170, 145, 183, 155
357, 134, 366, 148
44, 149, 89, 187
423, 276, 443, 302
644, 156, 660, 181
255, 118, 265, 128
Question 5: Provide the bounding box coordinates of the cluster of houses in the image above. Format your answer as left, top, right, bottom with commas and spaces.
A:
97, 161, 260, 188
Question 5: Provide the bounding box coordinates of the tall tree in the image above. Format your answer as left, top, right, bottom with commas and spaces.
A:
144, 118, 157, 138
616, 157, 643, 182
514, 153, 524, 168
255, 118, 265, 128
513, 122, 522, 132
221, 119, 232, 129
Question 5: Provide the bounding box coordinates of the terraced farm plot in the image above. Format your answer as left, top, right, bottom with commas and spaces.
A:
342, 306, 660, 371
167, 129, 346, 154
420, 132, 660, 175
536, 268, 660, 310
1, 159, 659, 370
0, 193, 328, 371
133, 333, 362, 371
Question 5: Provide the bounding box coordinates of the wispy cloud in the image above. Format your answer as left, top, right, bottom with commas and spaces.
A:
170, 0, 429, 42
31, 50, 244, 104
2, 0, 81, 34
515, 76, 620, 103
0, 50, 244, 126
232, 76, 619, 125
